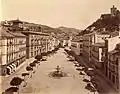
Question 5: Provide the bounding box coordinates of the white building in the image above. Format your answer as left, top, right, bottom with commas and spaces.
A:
82, 31, 110, 62
71, 41, 83, 55
102, 31, 120, 91
0, 27, 26, 76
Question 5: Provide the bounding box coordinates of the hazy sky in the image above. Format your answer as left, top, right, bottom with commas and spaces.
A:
1, 0, 120, 29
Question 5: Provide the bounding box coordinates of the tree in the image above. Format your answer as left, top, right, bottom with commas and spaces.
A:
21, 72, 29, 87
41, 52, 47, 56
29, 62, 36, 73
35, 55, 42, 61
10, 77, 23, 94
33, 60, 40, 68
26, 66, 33, 78
29, 62, 36, 68
5, 87, 19, 94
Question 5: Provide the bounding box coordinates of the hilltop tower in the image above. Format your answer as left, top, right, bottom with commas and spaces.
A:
110, 5, 117, 17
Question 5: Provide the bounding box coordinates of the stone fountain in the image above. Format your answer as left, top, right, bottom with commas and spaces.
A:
49, 65, 67, 78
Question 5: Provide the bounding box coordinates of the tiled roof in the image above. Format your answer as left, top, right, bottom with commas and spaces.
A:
110, 31, 119, 37
109, 50, 119, 54
83, 32, 96, 36
0, 28, 14, 38
22, 31, 50, 36
8, 31, 26, 37
72, 35, 83, 42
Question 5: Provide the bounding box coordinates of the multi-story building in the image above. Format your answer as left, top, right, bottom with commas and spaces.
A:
0, 27, 26, 76
62, 40, 67, 47
0, 27, 1, 73
22, 31, 50, 59
8, 31, 26, 67
82, 30, 110, 63
103, 31, 120, 76
70, 36, 83, 55
117, 54, 120, 90
82, 32, 96, 62
71, 41, 83, 56
107, 44, 120, 90
91, 43, 105, 69
54, 39, 60, 48
49, 37, 56, 51
102, 31, 120, 90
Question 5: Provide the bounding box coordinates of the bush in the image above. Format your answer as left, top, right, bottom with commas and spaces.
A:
35, 55, 42, 61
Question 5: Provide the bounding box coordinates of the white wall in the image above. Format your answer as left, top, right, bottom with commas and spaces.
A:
118, 58, 120, 89
71, 42, 81, 55
68, 40, 71, 47
108, 36, 120, 52
99, 48, 102, 62
1, 39, 7, 65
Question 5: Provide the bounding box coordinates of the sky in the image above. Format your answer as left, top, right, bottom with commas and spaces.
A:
1, 0, 120, 29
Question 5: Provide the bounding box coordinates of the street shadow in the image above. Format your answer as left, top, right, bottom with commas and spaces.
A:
85, 83, 99, 94
3, 87, 18, 94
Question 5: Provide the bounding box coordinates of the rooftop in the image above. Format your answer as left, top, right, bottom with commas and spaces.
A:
92, 43, 105, 47
8, 31, 26, 37
110, 31, 119, 37
109, 49, 119, 54
22, 31, 50, 36
0, 28, 14, 38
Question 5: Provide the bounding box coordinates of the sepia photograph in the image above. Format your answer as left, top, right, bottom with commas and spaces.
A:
0, 0, 120, 94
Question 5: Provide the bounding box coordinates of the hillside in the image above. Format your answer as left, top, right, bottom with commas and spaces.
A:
57, 26, 81, 35
1, 19, 82, 40
80, 6, 120, 35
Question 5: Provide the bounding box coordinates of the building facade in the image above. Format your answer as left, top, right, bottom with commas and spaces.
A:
22, 31, 50, 59
82, 32, 96, 62
0, 27, 26, 76
117, 56, 120, 90
103, 32, 120, 76
71, 41, 83, 56
91, 43, 105, 69
107, 49, 119, 90
82, 31, 110, 62
104, 38, 120, 90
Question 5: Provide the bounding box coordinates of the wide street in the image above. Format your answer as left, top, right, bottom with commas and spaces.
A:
1, 48, 119, 94
18, 48, 95, 94
0, 48, 100, 94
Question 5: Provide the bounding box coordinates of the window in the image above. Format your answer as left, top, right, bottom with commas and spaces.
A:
31, 52, 33, 57
116, 58, 118, 65
31, 47, 33, 50
109, 72, 111, 80
112, 75, 115, 84
80, 44, 82, 48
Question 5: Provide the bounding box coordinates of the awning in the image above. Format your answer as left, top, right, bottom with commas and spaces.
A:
12, 63, 16, 70
9, 65, 14, 70
7, 66, 12, 72
81, 71, 86, 75
84, 75, 91, 80
88, 68, 94, 71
